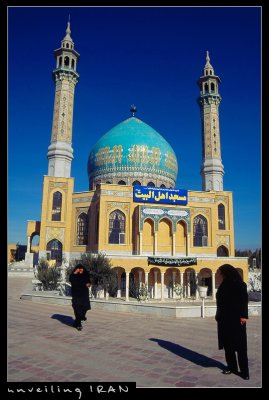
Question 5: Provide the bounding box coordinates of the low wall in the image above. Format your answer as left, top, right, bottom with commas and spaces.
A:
20, 292, 261, 318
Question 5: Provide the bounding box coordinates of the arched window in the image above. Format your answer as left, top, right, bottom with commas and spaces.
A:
147, 182, 155, 187
205, 83, 209, 94
76, 213, 89, 245
59, 56, 62, 67
218, 203, 225, 229
46, 239, 62, 263
217, 246, 229, 257
118, 180, 126, 185
160, 184, 166, 188
51, 191, 62, 221
66, 43, 69, 48
109, 210, 126, 244
211, 82, 215, 92
132, 180, 141, 186
193, 214, 208, 246
71, 59, 75, 69
64, 56, 69, 67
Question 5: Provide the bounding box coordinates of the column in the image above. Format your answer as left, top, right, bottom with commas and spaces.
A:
187, 272, 190, 297
138, 270, 142, 287
154, 271, 158, 299
126, 272, 129, 301
180, 271, 184, 298
186, 233, 190, 256
26, 236, 31, 253
139, 231, 143, 255
212, 272, 216, 301
161, 272, 164, 301
154, 232, 158, 255
172, 271, 176, 299
145, 271, 149, 299
145, 272, 149, 286
117, 273, 121, 298
195, 271, 199, 300
172, 232, 176, 256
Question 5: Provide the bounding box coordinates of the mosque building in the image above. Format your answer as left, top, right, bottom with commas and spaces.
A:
24, 21, 248, 300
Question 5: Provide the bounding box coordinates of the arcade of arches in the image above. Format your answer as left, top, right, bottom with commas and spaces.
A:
112, 265, 244, 301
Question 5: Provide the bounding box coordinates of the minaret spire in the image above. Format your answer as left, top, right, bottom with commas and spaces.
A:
197, 51, 224, 191
47, 22, 80, 178
203, 50, 215, 76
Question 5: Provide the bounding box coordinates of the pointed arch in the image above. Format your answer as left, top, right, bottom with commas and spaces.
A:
193, 214, 208, 247
76, 212, 89, 245
46, 239, 62, 263
64, 56, 69, 67
158, 217, 172, 253
51, 191, 62, 221
217, 245, 229, 257
218, 203, 226, 230
142, 218, 154, 254
109, 209, 126, 244
175, 219, 187, 251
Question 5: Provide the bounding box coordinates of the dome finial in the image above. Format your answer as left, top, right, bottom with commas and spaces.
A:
206, 50, 210, 63
130, 104, 137, 117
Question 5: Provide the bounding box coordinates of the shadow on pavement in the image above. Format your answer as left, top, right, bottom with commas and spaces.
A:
51, 314, 74, 326
149, 338, 225, 369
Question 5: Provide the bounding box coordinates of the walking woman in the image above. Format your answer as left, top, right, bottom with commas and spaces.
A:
215, 264, 249, 380
69, 264, 91, 331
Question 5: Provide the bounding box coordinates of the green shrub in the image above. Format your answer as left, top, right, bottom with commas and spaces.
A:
36, 258, 61, 290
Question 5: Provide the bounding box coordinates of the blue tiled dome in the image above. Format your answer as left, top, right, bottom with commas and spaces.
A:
88, 117, 178, 189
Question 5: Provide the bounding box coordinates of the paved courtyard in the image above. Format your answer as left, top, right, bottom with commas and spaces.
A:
8, 275, 261, 387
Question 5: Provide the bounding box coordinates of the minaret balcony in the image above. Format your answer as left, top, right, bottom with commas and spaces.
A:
53, 67, 79, 79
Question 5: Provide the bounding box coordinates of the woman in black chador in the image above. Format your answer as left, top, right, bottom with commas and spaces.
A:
215, 264, 249, 380
69, 264, 91, 331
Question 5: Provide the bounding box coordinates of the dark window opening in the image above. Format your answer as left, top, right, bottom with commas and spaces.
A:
51, 191, 62, 221
64, 56, 69, 67
46, 239, 62, 263
76, 213, 89, 245
218, 203, 225, 229
133, 180, 141, 186
109, 210, 126, 244
217, 246, 229, 257
193, 215, 208, 247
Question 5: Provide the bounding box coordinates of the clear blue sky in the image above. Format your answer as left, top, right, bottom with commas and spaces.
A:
8, 6, 261, 250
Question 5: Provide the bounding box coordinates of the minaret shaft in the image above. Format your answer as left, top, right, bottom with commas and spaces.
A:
197, 52, 224, 191
47, 21, 79, 178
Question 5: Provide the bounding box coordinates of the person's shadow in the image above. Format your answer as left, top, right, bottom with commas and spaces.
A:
149, 338, 225, 369
51, 314, 74, 327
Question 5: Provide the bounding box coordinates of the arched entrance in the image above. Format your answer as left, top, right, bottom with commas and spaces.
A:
199, 268, 213, 296
46, 239, 62, 264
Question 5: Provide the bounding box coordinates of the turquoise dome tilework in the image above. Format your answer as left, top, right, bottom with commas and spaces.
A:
88, 117, 178, 188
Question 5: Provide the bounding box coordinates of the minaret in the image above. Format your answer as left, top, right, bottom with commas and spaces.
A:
197, 51, 224, 191
47, 18, 80, 177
